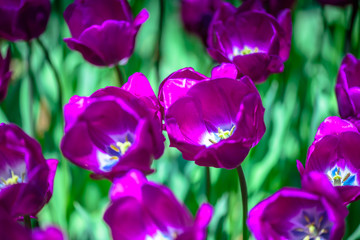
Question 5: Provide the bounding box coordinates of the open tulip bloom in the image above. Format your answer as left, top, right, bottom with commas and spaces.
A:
104, 170, 213, 240
162, 67, 265, 169
248, 172, 348, 240
297, 116, 360, 204
336, 53, 360, 130
0, 123, 57, 218
207, 1, 292, 83
64, 0, 149, 66
61, 73, 164, 180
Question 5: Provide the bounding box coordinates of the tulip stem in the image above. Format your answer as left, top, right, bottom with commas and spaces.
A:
26, 41, 37, 137
206, 167, 211, 202
155, 0, 165, 85
24, 215, 31, 229
36, 38, 63, 118
345, 0, 358, 53
114, 65, 125, 86
236, 165, 249, 240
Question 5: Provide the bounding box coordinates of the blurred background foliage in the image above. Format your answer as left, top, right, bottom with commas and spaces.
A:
1, 0, 360, 239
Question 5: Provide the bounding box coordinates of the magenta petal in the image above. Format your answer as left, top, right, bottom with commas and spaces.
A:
133, 9, 149, 28
63, 0, 133, 38
158, 67, 208, 114
104, 198, 147, 240
44, 159, 58, 203
142, 184, 193, 231
122, 73, 159, 120
166, 96, 210, 145
110, 170, 146, 201
233, 53, 284, 83
65, 20, 138, 66
314, 116, 358, 141
210, 63, 238, 79
32, 226, 66, 240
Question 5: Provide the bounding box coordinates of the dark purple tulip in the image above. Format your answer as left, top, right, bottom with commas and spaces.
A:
261, 0, 296, 16
181, 0, 222, 44
335, 53, 360, 129
64, 0, 149, 66
317, 0, 353, 6
297, 116, 360, 204
0, 47, 11, 102
104, 170, 213, 240
248, 172, 348, 240
61, 74, 164, 180
158, 63, 238, 116
164, 75, 265, 169
0, 208, 66, 240
0, 123, 57, 218
207, 2, 292, 83
0, 0, 50, 41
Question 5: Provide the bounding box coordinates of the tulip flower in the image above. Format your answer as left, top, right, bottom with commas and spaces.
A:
335, 53, 360, 130
64, 0, 149, 66
181, 0, 222, 44
0, 207, 65, 240
297, 116, 360, 204
0, 48, 11, 102
104, 170, 213, 240
61, 73, 164, 179
207, 2, 292, 83
0, 123, 57, 218
0, 0, 51, 41
248, 172, 348, 240
158, 63, 238, 116
164, 74, 265, 169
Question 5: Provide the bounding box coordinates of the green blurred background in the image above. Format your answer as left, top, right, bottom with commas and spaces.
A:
1, 0, 360, 239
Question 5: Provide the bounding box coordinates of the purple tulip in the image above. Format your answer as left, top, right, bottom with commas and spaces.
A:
181, 0, 222, 44
207, 2, 292, 83
297, 116, 360, 204
317, 0, 353, 6
104, 170, 213, 240
0, 123, 57, 218
163, 73, 265, 169
261, 0, 297, 16
335, 53, 360, 129
158, 63, 238, 116
0, 207, 66, 240
0, 0, 50, 41
32, 226, 66, 240
63, 0, 149, 66
0, 48, 11, 102
61, 73, 164, 180
248, 172, 348, 240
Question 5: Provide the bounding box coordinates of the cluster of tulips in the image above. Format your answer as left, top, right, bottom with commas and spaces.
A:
0, 0, 360, 239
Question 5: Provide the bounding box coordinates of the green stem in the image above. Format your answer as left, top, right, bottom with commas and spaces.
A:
26, 41, 36, 137
205, 167, 211, 202
155, 0, 165, 84
24, 215, 31, 229
114, 65, 125, 86
36, 38, 63, 117
345, 0, 359, 53
236, 165, 249, 240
